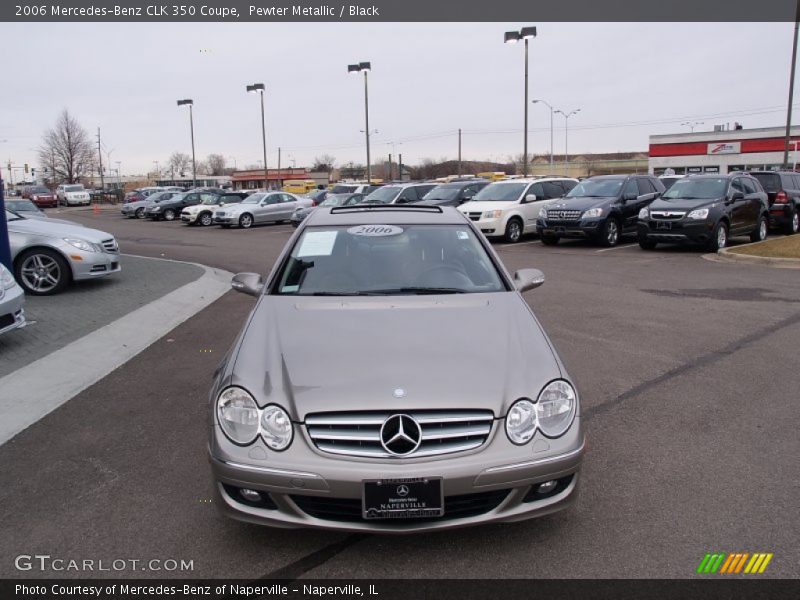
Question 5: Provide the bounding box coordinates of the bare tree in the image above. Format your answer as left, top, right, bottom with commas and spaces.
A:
168, 152, 191, 177
205, 154, 226, 176
312, 154, 336, 172
37, 109, 95, 184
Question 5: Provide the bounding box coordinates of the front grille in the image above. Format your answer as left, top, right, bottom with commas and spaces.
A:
650, 211, 685, 220
100, 238, 118, 253
468, 212, 482, 221
546, 209, 581, 221
305, 410, 494, 458
291, 489, 510, 523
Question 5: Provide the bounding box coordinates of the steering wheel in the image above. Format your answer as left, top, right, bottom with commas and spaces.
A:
414, 264, 473, 288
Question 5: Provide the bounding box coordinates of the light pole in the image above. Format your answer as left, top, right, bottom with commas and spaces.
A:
348, 62, 372, 182
153, 160, 160, 181
555, 108, 580, 174
177, 99, 196, 188
504, 26, 537, 177
681, 121, 704, 133
246, 83, 269, 189
532, 99, 554, 169
116, 161, 122, 192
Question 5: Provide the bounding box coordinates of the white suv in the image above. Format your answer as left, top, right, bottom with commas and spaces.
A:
458, 177, 578, 243
56, 184, 91, 206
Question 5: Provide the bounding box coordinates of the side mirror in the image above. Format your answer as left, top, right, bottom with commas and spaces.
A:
231, 272, 264, 297
513, 268, 545, 293
524, 194, 538, 203
623, 192, 637, 201
730, 191, 744, 202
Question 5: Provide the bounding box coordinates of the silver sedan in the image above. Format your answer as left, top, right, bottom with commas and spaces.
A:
0, 262, 26, 336
213, 192, 312, 229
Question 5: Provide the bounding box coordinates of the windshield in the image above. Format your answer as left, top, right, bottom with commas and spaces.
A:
31, 187, 50, 193
659, 177, 682, 190
472, 182, 526, 202
64, 185, 85, 192
273, 224, 506, 296
363, 186, 401, 203
566, 179, 624, 198
662, 178, 728, 200
319, 194, 354, 207
148, 192, 173, 202
423, 184, 461, 201
241, 193, 266, 204
750, 173, 780, 193
7, 200, 37, 211
331, 185, 356, 194
201, 196, 221, 205
5, 210, 24, 221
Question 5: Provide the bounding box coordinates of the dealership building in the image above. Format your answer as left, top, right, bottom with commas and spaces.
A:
649, 126, 800, 175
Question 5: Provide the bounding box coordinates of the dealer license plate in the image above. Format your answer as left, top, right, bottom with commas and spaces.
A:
362, 477, 443, 519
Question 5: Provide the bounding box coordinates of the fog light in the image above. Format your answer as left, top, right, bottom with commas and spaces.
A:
240, 489, 261, 502
537, 480, 557, 494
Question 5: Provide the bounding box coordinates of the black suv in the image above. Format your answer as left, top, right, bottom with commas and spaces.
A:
748, 171, 800, 235
637, 173, 769, 252
536, 174, 665, 247
146, 190, 224, 221
420, 180, 490, 207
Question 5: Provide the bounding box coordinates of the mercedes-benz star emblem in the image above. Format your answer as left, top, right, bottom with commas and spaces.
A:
396, 484, 410, 497
379, 414, 422, 456
393, 388, 406, 398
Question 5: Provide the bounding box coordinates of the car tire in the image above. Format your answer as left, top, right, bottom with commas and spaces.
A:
540, 235, 559, 246
707, 221, 728, 252
599, 217, 621, 247
163, 209, 176, 221
785, 207, 799, 235
199, 212, 213, 227
750, 215, 768, 243
14, 248, 71, 296
135, 208, 145, 219
239, 213, 253, 229
503, 218, 523, 243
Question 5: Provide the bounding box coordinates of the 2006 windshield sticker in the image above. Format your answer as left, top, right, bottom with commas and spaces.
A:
347, 225, 404, 236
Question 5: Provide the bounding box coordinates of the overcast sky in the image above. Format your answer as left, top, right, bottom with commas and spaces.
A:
1, 22, 797, 176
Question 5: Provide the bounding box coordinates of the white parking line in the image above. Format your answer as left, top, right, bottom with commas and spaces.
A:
497, 240, 543, 248
595, 243, 638, 253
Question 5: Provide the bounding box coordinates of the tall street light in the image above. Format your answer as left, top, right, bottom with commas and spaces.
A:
532, 99, 554, 169
348, 61, 372, 182
504, 26, 537, 177
555, 108, 580, 174
246, 83, 268, 189
176, 99, 196, 188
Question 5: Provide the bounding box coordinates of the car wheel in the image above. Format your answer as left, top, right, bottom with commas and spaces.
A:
15, 248, 70, 296
599, 218, 621, 247
239, 213, 253, 229
503, 218, 523, 243
163, 209, 176, 221
199, 212, 213, 227
708, 221, 728, 252
135, 207, 145, 219
785, 208, 799, 235
540, 235, 559, 246
638, 238, 657, 250
750, 215, 768, 243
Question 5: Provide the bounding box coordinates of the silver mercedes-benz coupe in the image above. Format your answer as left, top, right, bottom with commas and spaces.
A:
209, 204, 584, 532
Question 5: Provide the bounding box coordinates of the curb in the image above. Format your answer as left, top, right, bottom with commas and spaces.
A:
0, 255, 234, 446
704, 244, 800, 269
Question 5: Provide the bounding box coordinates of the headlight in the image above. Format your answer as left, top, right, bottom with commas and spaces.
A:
216, 387, 260, 445
687, 208, 709, 220
63, 238, 98, 253
0, 263, 16, 290
638, 208, 649, 219
505, 380, 578, 444
539, 209, 548, 219
582, 208, 603, 218
505, 399, 537, 445
260, 405, 293, 451
536, 380, 577, 437
482, 210, 503, 219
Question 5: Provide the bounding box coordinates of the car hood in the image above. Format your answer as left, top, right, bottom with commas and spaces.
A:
228, 293, 562, 420
546, 196, 613, 211
8, 217, 110, 242
184, 204, 226, 213
458, 200, 517, 213
217, 203, 258, 214
647, 197, 722, 212
21, 214, 82, 226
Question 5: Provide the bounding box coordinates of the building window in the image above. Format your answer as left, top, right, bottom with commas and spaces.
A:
703, 166, 719, 173
686, 166, 702, 174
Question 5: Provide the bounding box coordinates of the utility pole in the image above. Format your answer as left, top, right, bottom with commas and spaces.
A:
398, 153, 403, 181
278, 146, 282, 189
458, 128, 462, 176
388, 153, 393, 180
97, 128, 104, 192
784, 1, 800, 167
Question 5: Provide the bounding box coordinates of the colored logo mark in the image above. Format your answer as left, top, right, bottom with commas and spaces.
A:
696, 552, 773, 574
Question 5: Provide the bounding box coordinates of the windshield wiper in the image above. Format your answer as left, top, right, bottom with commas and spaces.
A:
362, 287, 467, 295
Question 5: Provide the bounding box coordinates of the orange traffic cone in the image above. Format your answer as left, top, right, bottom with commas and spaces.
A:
92, 202, 100, 215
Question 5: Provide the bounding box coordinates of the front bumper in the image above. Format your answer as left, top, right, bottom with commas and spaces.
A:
213, 215, 236, 224
0, 284, 26, 336
63, 196, 91, 206
180, 211, 199, 223
636, 219, 714, 244
69, 251, 122, 280
464, 216, 503, 237
209, 421, 584, 533
536, 218, 602, 238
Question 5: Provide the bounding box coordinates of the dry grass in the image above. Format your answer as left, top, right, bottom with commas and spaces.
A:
728, 235, 800, 259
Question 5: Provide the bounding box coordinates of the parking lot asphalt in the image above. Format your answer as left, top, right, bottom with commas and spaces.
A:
1, 209, 798, 578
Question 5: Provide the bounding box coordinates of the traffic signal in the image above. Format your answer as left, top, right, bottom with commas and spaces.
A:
31, 169, 36, 177
24, 163, 29, 173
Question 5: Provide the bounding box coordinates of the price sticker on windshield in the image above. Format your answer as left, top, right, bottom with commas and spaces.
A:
347, 225, 404, 237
